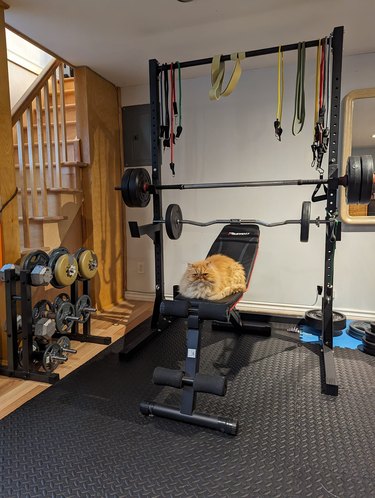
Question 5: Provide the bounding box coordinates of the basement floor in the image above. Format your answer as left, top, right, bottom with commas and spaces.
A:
1, 316, 375, 497
0, 300, 153, 419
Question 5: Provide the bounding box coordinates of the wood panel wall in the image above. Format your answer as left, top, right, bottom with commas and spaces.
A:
0, 2, 21, 361
74, 67, 124, 309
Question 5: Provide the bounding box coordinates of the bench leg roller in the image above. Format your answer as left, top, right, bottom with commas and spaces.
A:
140, 401, 238, 435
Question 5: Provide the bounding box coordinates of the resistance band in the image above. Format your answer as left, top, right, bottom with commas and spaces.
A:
274, 46, 284, 141
311, 38, 330, 179
163, 65, 170, 149
209, 52, 245, 101
311, 38, 331, 201
159, 69, 165, 138
176, 62, 183, 138
170, 63, 176, 175
292, 42, 306, 135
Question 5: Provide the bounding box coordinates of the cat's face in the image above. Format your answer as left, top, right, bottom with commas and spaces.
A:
186, 262, 214, 283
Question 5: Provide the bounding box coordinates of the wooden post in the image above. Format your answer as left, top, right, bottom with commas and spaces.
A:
74, 67, 124, 310
0, 2, 21, 362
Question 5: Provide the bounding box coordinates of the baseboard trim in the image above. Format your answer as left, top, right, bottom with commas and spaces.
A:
124, 291, 375, 322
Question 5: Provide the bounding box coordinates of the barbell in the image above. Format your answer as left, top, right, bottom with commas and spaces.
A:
135, 201, 336, 243
116, 155, 375, 208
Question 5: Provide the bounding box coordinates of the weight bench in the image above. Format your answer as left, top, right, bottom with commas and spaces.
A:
140, 224, 271, 435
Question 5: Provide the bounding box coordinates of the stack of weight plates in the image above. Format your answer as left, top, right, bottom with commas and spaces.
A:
358, 322, 375, 356
347, 320, 370, 341
304, 309, 346, 337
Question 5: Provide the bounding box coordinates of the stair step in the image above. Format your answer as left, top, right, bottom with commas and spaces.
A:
18, 187, 82, 194
19, 215, 68, 223
14, 138, 78, 149
14, 160, 88, 169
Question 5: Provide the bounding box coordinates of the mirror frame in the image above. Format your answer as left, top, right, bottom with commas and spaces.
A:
340, 87, 375, 225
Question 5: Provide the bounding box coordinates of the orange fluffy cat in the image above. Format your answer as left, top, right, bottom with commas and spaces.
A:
179, 254, 247, 301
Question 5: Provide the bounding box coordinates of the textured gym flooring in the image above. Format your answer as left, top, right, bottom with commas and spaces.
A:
1, 317, 375, 498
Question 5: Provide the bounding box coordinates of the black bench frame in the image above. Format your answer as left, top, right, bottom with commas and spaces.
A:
121, 27, 344, 402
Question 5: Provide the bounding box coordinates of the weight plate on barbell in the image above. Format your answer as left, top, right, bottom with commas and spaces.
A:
55, 301, 76, 334
123, 167, 151, 208
21, 250, 49, 272
75, 294, 92, 323
359, 155, 374, 204
346, 156, 362, 204
120, 168, 133, 207
300, 201, 311, 243
51, 253, 78, 288
304, 309, 347, 332
42, 343, 63, 372
165, 204, 183, 240
32, 300, 54, 324
75, 248, 98, 280
54, 293, 71, 311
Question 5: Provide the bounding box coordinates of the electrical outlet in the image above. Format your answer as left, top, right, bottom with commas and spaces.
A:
137, 262, 144, 274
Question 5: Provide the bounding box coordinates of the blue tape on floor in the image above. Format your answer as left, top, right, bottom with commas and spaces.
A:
301, 320, 362, 350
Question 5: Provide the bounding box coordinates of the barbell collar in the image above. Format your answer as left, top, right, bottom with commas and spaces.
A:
61, 347, 77, 354
65, 316, 80, 322
51, 355, 68, 362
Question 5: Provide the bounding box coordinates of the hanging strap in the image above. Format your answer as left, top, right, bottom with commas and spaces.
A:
176, 62, 183, 138
274, 46, 284, 141
163, 65, 170, 148
209, 52, 245, 101
292, 42, 306, 135
170, 64, 176, 176
159, 69, 165, 138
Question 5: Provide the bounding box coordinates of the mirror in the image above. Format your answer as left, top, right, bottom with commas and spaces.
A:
340, 88, 375, 224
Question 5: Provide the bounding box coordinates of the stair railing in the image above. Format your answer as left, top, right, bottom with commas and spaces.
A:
11, 58, 70, 248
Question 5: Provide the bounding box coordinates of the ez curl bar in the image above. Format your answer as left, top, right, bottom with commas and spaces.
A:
129, 201, 339, 244
116, 155, 375, 208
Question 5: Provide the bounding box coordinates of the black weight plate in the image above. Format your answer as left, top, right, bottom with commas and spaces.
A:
55, 301, 75, 334
346, 156, 362, 204
359, 155, 374, 204
121, 169, 133, 207
371, 322, 375, 334
32, 300, 53, 324
304, 309, 346, 332
300, 201, 311, 243
347, 320, 370, 340
54, 293, 71, 311
165, 204, 183, 240
128, 168, 151, 208
21, 250, 49, 272
75, 294, 92, 323
364, 329, 375, 344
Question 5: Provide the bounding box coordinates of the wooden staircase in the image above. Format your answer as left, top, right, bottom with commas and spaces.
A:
11, 60, 87, 252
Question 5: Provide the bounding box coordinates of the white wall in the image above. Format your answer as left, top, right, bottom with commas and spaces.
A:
122, 52, 375, 319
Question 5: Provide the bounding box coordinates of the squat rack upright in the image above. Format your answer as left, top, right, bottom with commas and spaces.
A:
122, 26, 344, 396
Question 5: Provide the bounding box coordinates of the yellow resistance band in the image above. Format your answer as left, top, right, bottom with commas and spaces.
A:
274, 46, 284, 140
209, 52, 245, 100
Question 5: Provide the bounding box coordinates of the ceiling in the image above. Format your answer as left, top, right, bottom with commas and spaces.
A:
4, 0, 375, 87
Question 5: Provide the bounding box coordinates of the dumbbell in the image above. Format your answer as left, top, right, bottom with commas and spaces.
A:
56, 336, 77, 357
0, 249, 52, 286
32, 299, 80, 335
48, 247, 78, 288
75, 294, 97, 323
18, 340, 67, 372
74, 248, 99, 280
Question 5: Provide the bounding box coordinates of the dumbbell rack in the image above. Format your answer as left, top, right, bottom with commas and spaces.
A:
0, 269, 111, 384
0, 267, 59, 383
